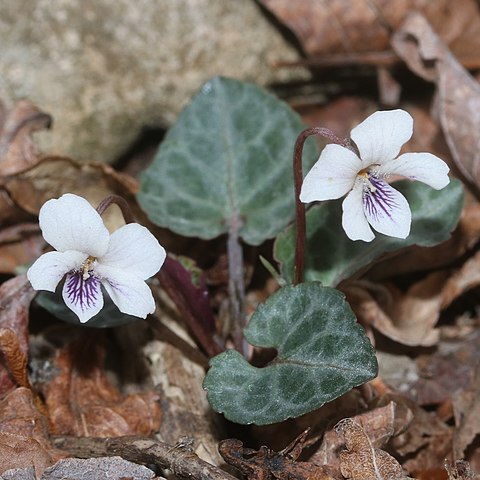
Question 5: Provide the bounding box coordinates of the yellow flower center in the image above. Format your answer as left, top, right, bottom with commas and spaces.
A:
82, 256, 97, 280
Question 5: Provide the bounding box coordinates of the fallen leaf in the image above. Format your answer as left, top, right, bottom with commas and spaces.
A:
313, 401, 413, 478
374, 394, 452, 474
335, 417, 412, 479
392, 12, 480, 191
260, 0, 480, 61
0, 387, 64, 477
3, 156, 139, 232
0, 101, 51, 177
42, 337, 162, 437
452, 362, 480, 459
343, 273, 446, 346
442, 250, 480, 308
219, 431, 335, 480
0, 275, 35, 396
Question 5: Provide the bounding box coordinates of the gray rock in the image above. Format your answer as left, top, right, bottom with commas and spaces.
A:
0, 0, 307, 162
41, 456, 155, 480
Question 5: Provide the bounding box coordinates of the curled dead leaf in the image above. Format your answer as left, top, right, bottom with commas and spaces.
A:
343, 274, 445, 347
0, 275, 35, 396
260, 0, 480, 62
3, 156, 139, 232
0, 100, 51, 177
392, 12, 480, 191
335, 417, 412, 480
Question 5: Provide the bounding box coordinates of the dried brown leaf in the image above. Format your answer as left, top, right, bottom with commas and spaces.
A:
344, 273, 445, 346
0, 101, 51, 177
313, 401, 412, 478
260, 0, 480, 61
374, 393, 452, 474
0, 275, 35, 396
0, 387, 64, 477
452, 363, 480, 459
392, 12, 480, 191
3, 156, 139, 232
335, 418, 411, 480
43, 338, 162, 437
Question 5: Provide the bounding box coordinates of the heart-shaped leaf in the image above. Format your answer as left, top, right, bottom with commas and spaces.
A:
274, 179, 464, 286
137, 76, 317, 246
203, 283, 377, 425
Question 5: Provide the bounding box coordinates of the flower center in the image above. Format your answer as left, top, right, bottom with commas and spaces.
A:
81, 255, 97, 280
358, 170, 378, 193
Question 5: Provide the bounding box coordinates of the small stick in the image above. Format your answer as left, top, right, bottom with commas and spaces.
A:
52, 435, 238, 480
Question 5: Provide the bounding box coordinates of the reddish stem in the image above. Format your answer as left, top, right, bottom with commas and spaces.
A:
96, 195, 221, 357
293, 128, 350, 285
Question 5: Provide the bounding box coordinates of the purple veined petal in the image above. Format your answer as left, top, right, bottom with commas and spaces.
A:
342, 181, 375, 242
96, 265, 155, 319
300, 144, 362, 203
98, 223, 166, 280
350, 110, 413, 168
62, 271, 104, 323
27, 250, 87, 292
378, 152, 450, 190
39, 194, 110, 257
362, 177, 411, 239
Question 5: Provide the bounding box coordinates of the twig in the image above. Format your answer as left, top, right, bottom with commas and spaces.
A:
52, 435, 238, 480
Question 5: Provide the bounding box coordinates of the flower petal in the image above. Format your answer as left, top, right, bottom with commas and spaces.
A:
98, 223, 166, 280
300, 144, 362, 202
342, 181, 375, 242
39, 194, 110, 257
96, 265, 155, 318
62, 272, 104, 323
350, 110, 413, 167
363, 177, 411, 239
378, 152, 450, 190
27, 250, 86, 292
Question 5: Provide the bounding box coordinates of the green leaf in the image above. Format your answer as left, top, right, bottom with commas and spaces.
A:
34, 286, 139, 328
274, 179, 464, 286
137, 76, 317, 246
203, 283, 377, 425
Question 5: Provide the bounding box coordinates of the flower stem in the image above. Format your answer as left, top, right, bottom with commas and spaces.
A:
96, 195, 136, 224
293, 128, 349, 285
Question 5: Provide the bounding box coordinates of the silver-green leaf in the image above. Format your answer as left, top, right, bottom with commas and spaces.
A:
137, 76, 317, 246
203, 283, 377, 425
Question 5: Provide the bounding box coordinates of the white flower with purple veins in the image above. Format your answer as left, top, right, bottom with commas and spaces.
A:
300, 109, 450, 242
27, 194, 166, 323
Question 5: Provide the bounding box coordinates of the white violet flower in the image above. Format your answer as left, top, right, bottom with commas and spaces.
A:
300, 109, 450, 242
27, 193, 166, 323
